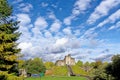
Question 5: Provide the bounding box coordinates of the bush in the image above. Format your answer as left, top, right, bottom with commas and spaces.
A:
0, 71, 23, 80
52, 66, 68, 76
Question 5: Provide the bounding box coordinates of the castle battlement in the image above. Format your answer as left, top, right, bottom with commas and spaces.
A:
55, 54, 75, 66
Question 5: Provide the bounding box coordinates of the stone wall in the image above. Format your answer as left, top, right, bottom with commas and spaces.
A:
55, 54, 75, 66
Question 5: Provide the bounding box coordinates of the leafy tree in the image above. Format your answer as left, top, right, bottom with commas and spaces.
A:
83, 61, 90, 72
92, 61, 102, 69
76, 60, 83, 67
91, 62, 108, 80
44, 62, 54, 69
24, 57, 46, 74
0, 0, 22, 79
105, 54, 120, 80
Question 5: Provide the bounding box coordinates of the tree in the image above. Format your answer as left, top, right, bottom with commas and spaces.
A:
24, 57, 46, 74
93, 61, 102, 69
0, 0, 22, 79
83, 61, 90, 72
44, 62, 54, 69
91, 62, 108, 80
105, 54, 120, 80
76, 60, 83, 67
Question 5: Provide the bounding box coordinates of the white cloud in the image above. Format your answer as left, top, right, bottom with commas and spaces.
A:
91, 54, 113, 61
97, 9, 120, 27
18, 42, 32, 50
31, 27, 42, 37
18, 25, 32, 42
55, 38, 68, 47
12, 0, 23, 4
87, 0, 120, 24
74, 30, 81, 36
68, 38, 81, 49
15, 1, 120, 62
16, 14, 32, 42
44, 30, 52, 38
64, 0, 91, 25
18, 3, 33, 13
80, 27, 97, 39
63, 16, 74, 25
41, 2, 48, 7
109, 21, 120, 30
63, 27, 72, 35
48, 12, 62, 33
50, 21, 61, 32
34, 17, 48, 30
48, 12, 56, 20
72, 0, 91, 15
17, 14, 31, 25
51, 4, 57, 9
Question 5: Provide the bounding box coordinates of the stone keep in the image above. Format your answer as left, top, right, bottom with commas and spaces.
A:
55, 54, 75, 66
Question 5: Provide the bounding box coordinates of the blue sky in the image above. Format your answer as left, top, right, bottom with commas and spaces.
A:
8, 0, 120, 62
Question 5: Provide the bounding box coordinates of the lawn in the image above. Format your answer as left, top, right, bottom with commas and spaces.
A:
25, 76, 87, 80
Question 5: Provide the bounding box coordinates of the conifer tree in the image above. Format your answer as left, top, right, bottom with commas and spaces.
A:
0, 0, 22, 79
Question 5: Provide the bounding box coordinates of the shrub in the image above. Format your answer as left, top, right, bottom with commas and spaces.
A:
0, 71, 23, 80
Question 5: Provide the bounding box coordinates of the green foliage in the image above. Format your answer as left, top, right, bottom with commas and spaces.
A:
23, 57, 46, 74
90, 61, 109, 80
18, 60, 25, 69
0, 71, 23, 80
82, 61, 91, 72
44, 62, 54, 69
52, 66, 68, 76
25, 76, 87, 80
71, 65, 88, 75
0, 0, 22, 79
91, 65, 108, 80
76, 60, 83, 67
92, 61, 102, 69
105, 54, 120, 80
0, 0, 12, 17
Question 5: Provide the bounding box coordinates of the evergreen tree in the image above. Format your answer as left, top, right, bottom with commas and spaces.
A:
0, 0, 22, 79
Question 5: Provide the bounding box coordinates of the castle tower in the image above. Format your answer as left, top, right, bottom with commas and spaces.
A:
55, 54, 75, 66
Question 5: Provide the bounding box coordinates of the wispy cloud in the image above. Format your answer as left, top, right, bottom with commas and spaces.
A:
72, 0, 91, 15
109, 21, 120, 30
48, 12, 62, 33
64, 0, 91, 25
63, 27, 72, 36
91, 54, 113, 61
87, 0, 120, 24
12, 0, 23, 4
64, 16, 74, 25
97, 9, 120, 27
41, 2, 48, 7
18, 3, 33, 13
13, 0, 120, 62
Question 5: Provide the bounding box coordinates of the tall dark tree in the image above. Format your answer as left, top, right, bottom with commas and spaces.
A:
105, 54, 120, 80
0, 0, 22, 79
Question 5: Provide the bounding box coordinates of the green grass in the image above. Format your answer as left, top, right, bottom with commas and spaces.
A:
25, 76, 87, 80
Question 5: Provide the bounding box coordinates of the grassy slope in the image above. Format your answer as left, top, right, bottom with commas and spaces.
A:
25, 76, 87, 80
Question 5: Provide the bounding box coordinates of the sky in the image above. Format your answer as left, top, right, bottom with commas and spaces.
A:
8, 0, 120, 62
